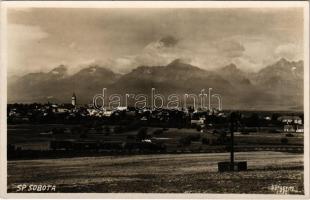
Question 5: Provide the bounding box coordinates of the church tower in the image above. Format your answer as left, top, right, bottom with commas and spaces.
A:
72, 93, 77, 106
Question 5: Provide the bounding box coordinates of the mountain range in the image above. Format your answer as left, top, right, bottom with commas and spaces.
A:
8, 58, 303, 111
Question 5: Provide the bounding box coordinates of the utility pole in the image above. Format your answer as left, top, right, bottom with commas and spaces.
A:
218, 111, 247, 172
230, 112, 236, 164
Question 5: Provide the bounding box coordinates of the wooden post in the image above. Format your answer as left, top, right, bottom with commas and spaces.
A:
230, 112, 236, 164
218, 111, 247, 172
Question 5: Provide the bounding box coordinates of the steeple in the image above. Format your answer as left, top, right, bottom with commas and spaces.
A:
72, 92, 77, 106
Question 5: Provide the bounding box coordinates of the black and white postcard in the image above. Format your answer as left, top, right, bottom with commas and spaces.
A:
0, 1, 309, 199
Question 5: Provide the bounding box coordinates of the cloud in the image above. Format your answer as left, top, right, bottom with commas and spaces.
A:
225, 36, 277, 72
69, 42, 76, 49
8, 24, 49, 75
8, 23, 48, 42
232, 56, 261, 72
91, 35, 276, 74
159, 36, 179, 48
7, 8, 303, 76
137, 40, 183, 66
78, 35, 187, 74
94, 36, 247, 73
215, 39, 245, 58
275, 43, 303, 61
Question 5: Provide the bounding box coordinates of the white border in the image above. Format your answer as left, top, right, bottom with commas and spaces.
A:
0, 1, 309, 199
0, 1, 8, 198
303, 1, 310, 197
0, 1, 309, 8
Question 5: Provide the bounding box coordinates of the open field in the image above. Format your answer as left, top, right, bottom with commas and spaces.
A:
8, 124, 303, 153
8, 151, 303, 194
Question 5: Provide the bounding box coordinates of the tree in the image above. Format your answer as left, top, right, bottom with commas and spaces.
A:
52, 128, 65, 135
201, 137, 209, 145
137, 127, 148, 141
281, 138, 289, 144
153, 129, 163, 136
104, 126, 111, 135
179, 136, 191, 147
71, 126, 82, 134
95, 125, 103, 133
114, 126, 124, 134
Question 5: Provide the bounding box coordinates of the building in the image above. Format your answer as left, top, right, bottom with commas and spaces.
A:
277, 116, 302, 125
284, 125, 295, 132
296, 125, 304, 133
191, 117, 205, 126
72, 93, 77, 106
283, 124, 304, 133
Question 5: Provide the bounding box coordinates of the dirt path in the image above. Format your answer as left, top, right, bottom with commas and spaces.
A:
7, 151, 304, 194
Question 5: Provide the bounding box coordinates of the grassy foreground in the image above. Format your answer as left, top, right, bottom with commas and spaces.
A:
8, 151, 303, 194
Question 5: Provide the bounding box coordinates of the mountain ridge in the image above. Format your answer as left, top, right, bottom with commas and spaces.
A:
8, 58, 304, 110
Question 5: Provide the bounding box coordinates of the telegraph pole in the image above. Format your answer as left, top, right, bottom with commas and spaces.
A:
230, 112, 236, 164
218, 111, 247, 172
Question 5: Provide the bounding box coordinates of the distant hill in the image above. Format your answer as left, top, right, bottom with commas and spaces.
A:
8, 65, 120, 104
254, 58, 303, 95
111, 59, 231, 93
216, 63, 252, 87
8, 58, 304, 111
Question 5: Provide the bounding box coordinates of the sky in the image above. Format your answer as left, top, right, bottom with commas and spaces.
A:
7, 7, 304, 76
